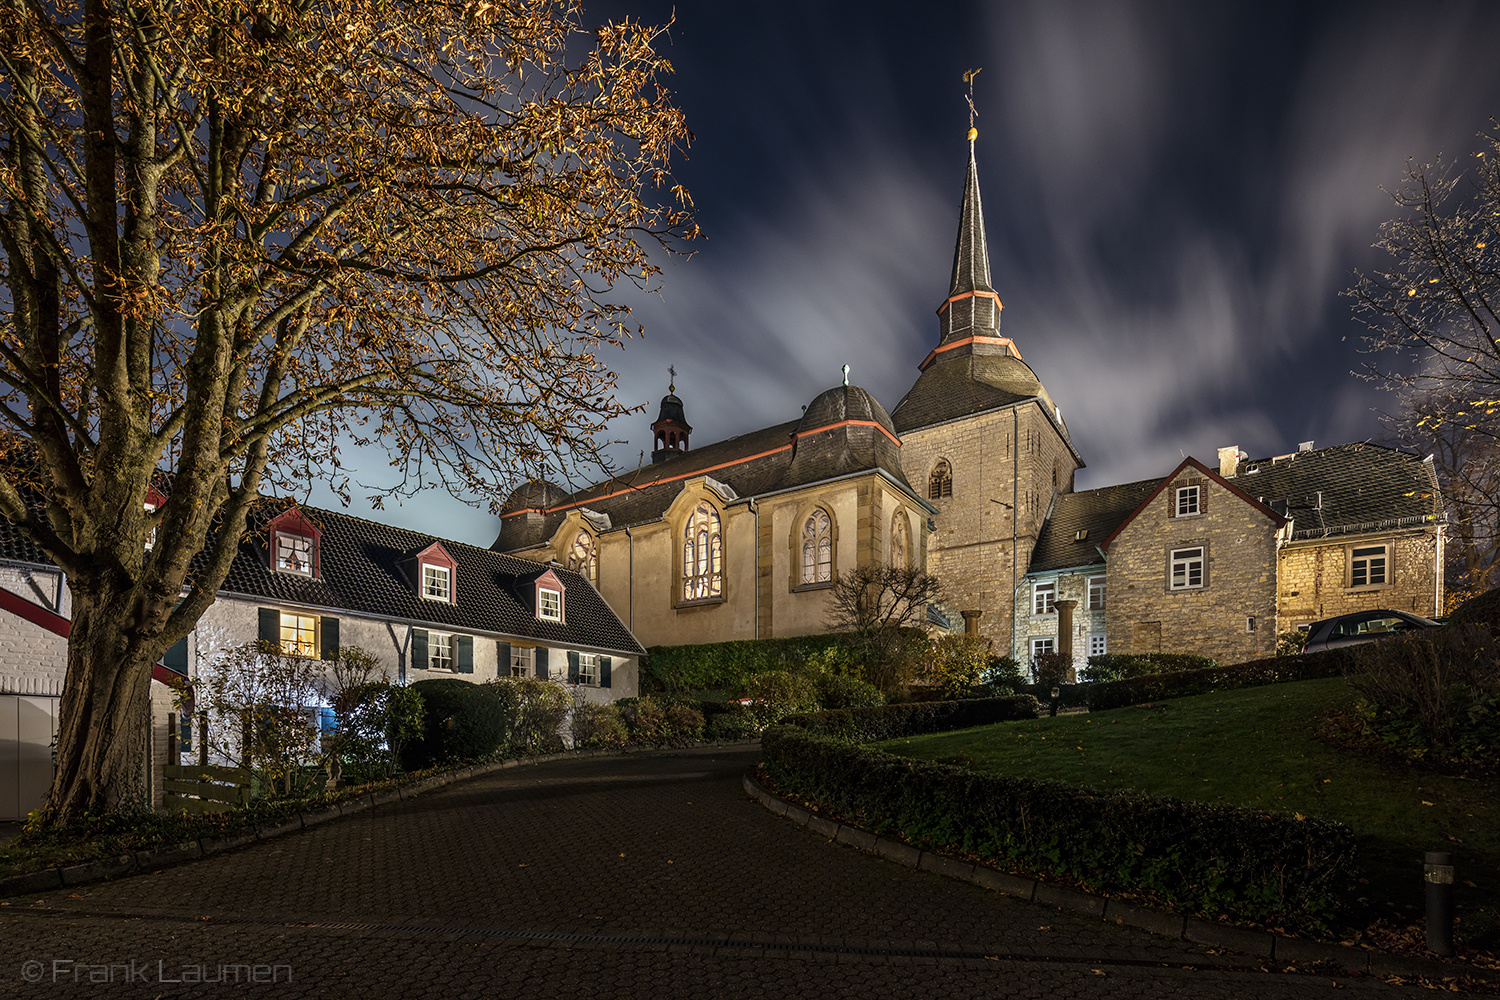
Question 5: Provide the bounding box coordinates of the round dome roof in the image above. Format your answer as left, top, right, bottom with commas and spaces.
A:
502, 479, 568, 513
797, 384, 897, 437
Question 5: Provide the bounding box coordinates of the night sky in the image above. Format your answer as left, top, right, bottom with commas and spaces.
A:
321, 0, 1500, 546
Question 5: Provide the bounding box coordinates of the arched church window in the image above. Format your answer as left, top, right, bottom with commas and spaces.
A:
801, 508, 833, 584
566, 529, 596, 584
929, 460, 953, 500
891, 513, 908, 572
683, 502, 722, 601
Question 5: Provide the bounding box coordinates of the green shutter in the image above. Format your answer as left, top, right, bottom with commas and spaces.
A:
320, 617, 340, 661
258, 607, 279, 645
497, 641, 511, 678
567, 650, 579, 684
534, 647, 548, 679
454, 635, 474, 673
411, 629, 428, 672
599, 656, 611, 690
164, 637, 189, 674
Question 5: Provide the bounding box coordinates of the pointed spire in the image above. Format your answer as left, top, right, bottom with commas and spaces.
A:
938, 137, 1002, 345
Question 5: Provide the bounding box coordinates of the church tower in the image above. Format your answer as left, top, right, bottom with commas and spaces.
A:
892, 124, 1084, 659
651, 375, 692, 464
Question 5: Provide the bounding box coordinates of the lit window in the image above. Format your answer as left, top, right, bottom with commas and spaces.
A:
577, 653, 598, 686
280, 612, 317, 657
1088, 633, 1107, 657
423, 564, 451, 602
510, 646, 533, 678
1033, 581, 1056, 615
801, 508, 833, 585
538, 588, 562, 621
1170, 547, 1205, 590
1175, 485, 1200, 517
683, 501, 723, 601
890, 514, 908, 572
1351, 545, 1388, 587
276, 532, 313, 575
1087, 576, 1106, 611
428, 632, 453, 671
929, 460, 953, 500
566, 530, 597, 583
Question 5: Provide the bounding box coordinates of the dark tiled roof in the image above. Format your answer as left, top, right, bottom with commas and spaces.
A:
1028, 477, 1162, 573
222, 504, 643, 655
892, 353, 1041, 432
1225, 442, 1444, 540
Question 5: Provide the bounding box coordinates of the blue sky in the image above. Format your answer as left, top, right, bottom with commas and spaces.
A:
317, 0, 1500, 547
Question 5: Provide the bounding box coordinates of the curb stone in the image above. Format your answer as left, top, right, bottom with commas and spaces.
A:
741, 768, 1500, 983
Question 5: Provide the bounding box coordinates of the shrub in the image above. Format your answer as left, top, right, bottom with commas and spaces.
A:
815, 672, 885, 710
400, 679, 515, 770
782, 695, 1043, 742
664, 704, 706, 740
570, 701, 627, 749
1085, 647, 1358, 712
761, 726, 1355, 931
643, 629, 927, 694
982, 655, 1025, 693
925, 634, 991, 699
197, 640, 324, 797
1079, 652, 1219, 683
1446, 586, 1500, 627
1031, 650, 1073, 687
329, 681, 425, 782
742, 670, 821, 728
1346, 623, 1500, 757
612, 696, 706, 744
492, 676, 570, 753
704, 704, 759, 740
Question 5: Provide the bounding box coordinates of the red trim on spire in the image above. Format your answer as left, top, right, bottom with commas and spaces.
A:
918, 335, 1022, 371
935, 289, 1003, 315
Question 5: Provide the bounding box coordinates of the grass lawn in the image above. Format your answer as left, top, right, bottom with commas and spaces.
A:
873, 677, 1500, 943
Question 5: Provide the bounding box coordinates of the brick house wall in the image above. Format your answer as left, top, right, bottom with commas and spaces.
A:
1277, 527, 1443, 630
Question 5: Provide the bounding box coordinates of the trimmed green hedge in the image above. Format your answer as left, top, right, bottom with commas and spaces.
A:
783, 695, 1043, 741
1084, 646, 1361, 712
643, 630, 923, 693
761, 726, 1355, 930
399, 679, 515, 770
1080, 652, 1218, 683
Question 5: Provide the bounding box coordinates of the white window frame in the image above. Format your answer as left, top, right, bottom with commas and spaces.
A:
422, 563, 452, 602
577, 652, 599, 686
275, 531, 314, 576
1087, 576, 1106, 611
1030, 637, 1055, 662
510, 646, 533, 678
538, 587, 562, 621
1350, 544, 1388, 588
1169, 546, 1205, 590
428, 631, 453, 671
280, 612, 317, 657
1033, 580, 1056, 615
1088, 632, 1107, 657
1175, 485, 1201, 517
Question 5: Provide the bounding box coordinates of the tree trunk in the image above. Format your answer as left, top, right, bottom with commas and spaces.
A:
41, 590, 157, 825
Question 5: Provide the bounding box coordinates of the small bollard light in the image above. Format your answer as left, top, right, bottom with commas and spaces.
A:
1425, 851, 1455, 957
1049, 686, 1060, 718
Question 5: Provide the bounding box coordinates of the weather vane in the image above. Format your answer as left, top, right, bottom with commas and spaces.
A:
668, 364, 677, 393
963, 67, 982, 142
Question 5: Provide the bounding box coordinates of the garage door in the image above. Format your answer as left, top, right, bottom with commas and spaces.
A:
0, 695, 60, 821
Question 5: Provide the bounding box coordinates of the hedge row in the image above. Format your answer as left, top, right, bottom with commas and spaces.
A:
761, 725, 1355, 930
1080, 652, 1218, 682
783, 695, 1043, 741
1084, 646, 1361, 712
643, 630, 923, 693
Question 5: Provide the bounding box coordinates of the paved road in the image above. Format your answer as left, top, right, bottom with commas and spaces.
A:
0, 747, 1447, 997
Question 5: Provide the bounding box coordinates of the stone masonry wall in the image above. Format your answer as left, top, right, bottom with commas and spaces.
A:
1277, 527, 1442, 630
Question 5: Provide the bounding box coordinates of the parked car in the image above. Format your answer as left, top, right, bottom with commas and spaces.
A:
1300, 609, 1442, 653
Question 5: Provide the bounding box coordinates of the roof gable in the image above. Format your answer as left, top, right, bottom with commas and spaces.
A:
1101, 456, 1288, 552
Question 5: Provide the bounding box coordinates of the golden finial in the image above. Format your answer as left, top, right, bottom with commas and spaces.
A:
963, 68, 982, 141
667, 363, 677, 394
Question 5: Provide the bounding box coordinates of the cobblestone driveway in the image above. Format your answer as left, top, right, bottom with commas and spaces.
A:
0, 747, 1447, 997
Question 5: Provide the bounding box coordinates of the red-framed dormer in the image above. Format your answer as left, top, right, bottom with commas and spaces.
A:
529, 567, 566, 624
267, 507, 323, 578
415, 541, 459, 604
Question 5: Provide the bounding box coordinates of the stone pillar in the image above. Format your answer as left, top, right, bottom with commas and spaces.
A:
1055, 599, 1077, 682
961, 609, 983, 636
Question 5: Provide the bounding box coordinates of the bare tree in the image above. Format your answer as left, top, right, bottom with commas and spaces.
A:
0, 0, 692, 826
824, 564, 940, 691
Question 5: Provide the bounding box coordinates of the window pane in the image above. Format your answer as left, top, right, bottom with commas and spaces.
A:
423, 564, 450, 600
430, 633, 452, 670
279, 613, 316, 657
276, 533, 313, 575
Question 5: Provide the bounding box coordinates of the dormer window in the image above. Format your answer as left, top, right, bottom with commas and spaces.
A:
539, 587, 562, 621
423, 564, 451, 601
267, 507, 323, 578
411, 541, 458, 604
276, 532, 314, 575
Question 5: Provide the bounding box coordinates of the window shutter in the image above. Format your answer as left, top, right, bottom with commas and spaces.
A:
164, 637, 189, 674
454, 635, 474, 673
258, 607, 279, 645
320, 617, 340, 661
411, 629, 428, 671
599, 656, 612, 690
567, 651, 579, 684
497, 641, 511, 677
535, 647, 549, 679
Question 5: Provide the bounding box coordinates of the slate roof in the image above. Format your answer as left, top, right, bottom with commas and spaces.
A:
1224, 442, 1444, 541
1028, 477, 1162, 573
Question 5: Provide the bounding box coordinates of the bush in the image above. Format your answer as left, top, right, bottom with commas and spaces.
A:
925, 634, 990, 699
664, 704, 706, 740
492, 676, 570, 753
400, 679, 515, 770
782, 695, 1043, 742
1031, 650, 1073, 687
704, 704, 759, 740
1085, 647, 1358, 712
330, 681, 425, 782
1447, 586, 1500, 627
982, 655, 1025, 693
643, 629, 926, 694
815, 672, 885, 710
761, 726, 1355, 931
570, 701, 627, 749
1079, 652, 1218, 683
742, 670, 821, 728
614, 696, 706, 744
1347, 623, 1500, 758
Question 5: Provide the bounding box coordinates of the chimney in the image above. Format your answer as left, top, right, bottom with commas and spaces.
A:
1218, 445, 1244, 478
1299, 440, 1315, 453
